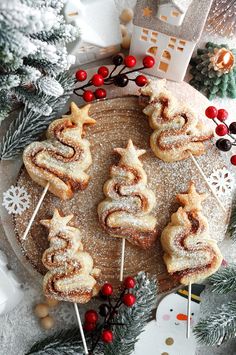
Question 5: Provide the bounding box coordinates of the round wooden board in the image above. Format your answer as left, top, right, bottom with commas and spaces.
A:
14, 96, 229, 294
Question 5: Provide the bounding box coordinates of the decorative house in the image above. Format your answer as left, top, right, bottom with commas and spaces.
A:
130, 0, 213, 81
64, 0, 121, 66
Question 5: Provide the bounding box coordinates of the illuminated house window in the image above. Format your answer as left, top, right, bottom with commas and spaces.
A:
141, 28, 149, 41
147, 46, 158, 56
172, 11, 179, 17
159, 61, 168, 72
161, 15, 167, 21
162, 50, 171, 60
141, 35, 148, 41
68, 11, 79, 17
177, 47, 184, 51
170, 37, 176, 43
179, 40, 186, 46
168, 44, 174, 49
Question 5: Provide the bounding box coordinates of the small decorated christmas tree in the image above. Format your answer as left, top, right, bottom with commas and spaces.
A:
0, 0, 78, 122
190, 42, 236, 100
98, 139, 157, 249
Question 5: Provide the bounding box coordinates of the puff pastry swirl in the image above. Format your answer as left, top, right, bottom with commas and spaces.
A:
41, 209, 100, 303
23, 102, 96, 200
161, 182, 223, 285
140, 79, 213, 162
98, 139, 158, 249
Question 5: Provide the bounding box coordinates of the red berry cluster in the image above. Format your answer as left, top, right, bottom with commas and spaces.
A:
205, 106, 236, 165
74, 54, 155, 102
83, 277, 136, 352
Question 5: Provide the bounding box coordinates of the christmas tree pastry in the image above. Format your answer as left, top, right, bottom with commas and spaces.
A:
161, 182, 223, 285
98, 139, 157, 249
190, 42, 236, 100
23, 102, 96, 200
140, 79, 213, 162
41, 209, 100, 303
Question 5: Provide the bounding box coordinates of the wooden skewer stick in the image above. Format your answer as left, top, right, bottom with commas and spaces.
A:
187, 283, 192, 339
119, 238, 126, 281
189, 153, 227, 213
22, 182, 50, 241
21, 182, 89, 353
74, 303, 89, 355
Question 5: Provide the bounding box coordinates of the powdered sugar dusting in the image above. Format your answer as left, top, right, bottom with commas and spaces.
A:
14, 96, 232, 294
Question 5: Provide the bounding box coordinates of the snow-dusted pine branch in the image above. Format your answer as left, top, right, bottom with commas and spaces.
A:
0, 0, 78, 124
194, 301, 236, 346
209, 265, 236, 294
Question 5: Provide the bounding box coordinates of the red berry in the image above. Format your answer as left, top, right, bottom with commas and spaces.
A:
101, 283, 113, 296
217, 108, 228, 121
83, 90, 94, 102
124, 55, 137, 68
98, 66, 109, 78
85, 310, 98, 323
95, 88, 107, 99
101, 329, 113, 343
205, 106, 218, 119
135, 75, 148, 87
84, 322, 96, 332
75, 69, 87, 82
143, 55, 155, 68
215, 124, 228, 136
92, 74, 104, 87
231, 155, 236, 165
124, 276, 136, 289
122, 293, 136, 307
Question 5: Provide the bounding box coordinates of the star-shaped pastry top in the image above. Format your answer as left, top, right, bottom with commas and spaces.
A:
177, 182, 207, 211
64, 102, 96, 127
40, 209, 74, 236
141, 79, 167, 102
114, 139, 146, 165
142, 7, 152, 17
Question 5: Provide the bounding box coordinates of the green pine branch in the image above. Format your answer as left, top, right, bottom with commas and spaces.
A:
104, 272, 157, 355
209, 265, 236, 294
0, 71, 75, 160
26, 328, 90, 355
25, 273, 157, 355
194, 301, 236, 346
227, 198, 236, 242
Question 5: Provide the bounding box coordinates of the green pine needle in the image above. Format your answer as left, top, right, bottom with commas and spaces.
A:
104, 272, 157, 355
209, 265, 236, 294
194, 301, 236, 346
26, 273, 157, 355
0, 71, 75, 160
227, 198, 236, 242
26, 328, 91, 355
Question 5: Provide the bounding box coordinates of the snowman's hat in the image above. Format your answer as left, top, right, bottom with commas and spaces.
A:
176, 284, 205, 303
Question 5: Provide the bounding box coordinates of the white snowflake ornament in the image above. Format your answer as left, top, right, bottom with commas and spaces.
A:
2, 185, 31, 215
208, 167, 235, 198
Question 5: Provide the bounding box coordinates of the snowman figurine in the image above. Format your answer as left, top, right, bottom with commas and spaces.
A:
0, 250, 24, 315
134, 284, 205, 355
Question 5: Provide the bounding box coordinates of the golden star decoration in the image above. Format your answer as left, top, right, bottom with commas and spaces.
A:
64, 102, 96, 126
114, 139, 146, 162
142, 7, 152, 17
41, 209, 74, 236
177, 182, 207, 211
